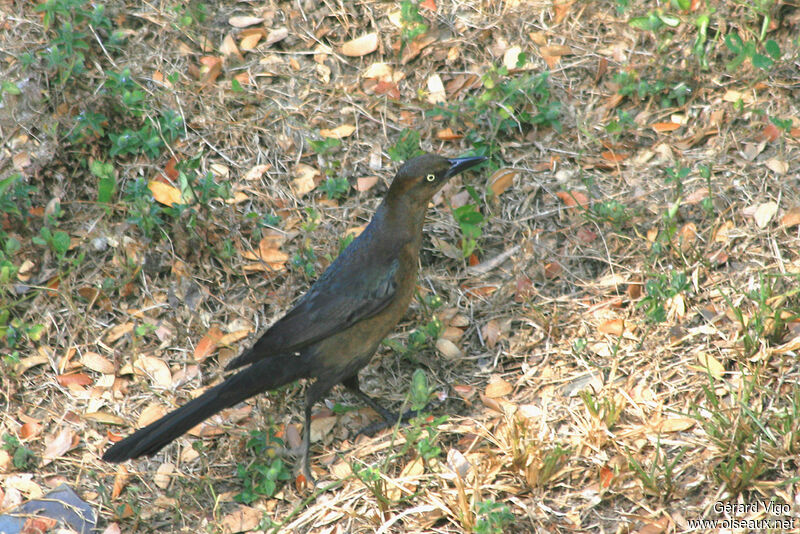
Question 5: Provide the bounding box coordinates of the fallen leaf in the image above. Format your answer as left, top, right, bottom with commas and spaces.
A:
598, 318, 624, 336
111, 465, 129, 499
764, 157, 788, 175
240, 33, 262, 50
488, 168, 517, 197
341, 32, 379, 56
135, 356, 172, 387
658, 417, 695, 433
154, 463, 175, 490
482, 320, 501, 349
694, 351, 724, 379
291, 164, 320, 196
148, 180, 182, 206
194, 326, 224, 361
651, 122, 681, 132
435, 338, 462, 360
427, 74, 446, 104
356, 176, 379, 192
138, 404, 167, 427
503, 45, 522, 70
753, 201, 778, 228
81, 352, 115, 374
362, 62, 392, 80
319, 124, 356, 139
781, 207, 800, 228
485, 376, 512, 398
556, 190, 589, 208
309, 414, 337, 443
229, 16, 263, 28
43, 427, 77, 464
243, 164, 271, 181
57, 373, 93, 387
436, 127, 463, 140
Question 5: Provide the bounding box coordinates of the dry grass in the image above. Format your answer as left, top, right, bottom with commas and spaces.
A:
2, 0, 800, 532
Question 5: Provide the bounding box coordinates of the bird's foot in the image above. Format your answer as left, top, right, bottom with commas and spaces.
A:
356, 404, 432, 437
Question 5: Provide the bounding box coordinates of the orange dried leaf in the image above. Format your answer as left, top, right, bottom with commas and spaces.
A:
57, 372, 93, 387
195, 325, 224, 361
600, 150, 627, 162
111, 465, 130, 499
598, 318, 624, 336
485, 377, 512, 398
436, 127, 463, 140
488, 168, 517, 197
240, 33, 262, 50
781, 207, 800, 228
319, 124, 356, 139
420, 0, 436, 10
556, 190, 589, 208
651, 122, 681, 132
356, 176, 379, 192
148, 180, 181, 206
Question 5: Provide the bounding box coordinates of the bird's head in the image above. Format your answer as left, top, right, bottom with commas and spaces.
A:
386, 153, 486, 205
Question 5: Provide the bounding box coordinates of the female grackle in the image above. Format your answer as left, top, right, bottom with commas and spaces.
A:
102, 153, 486, 482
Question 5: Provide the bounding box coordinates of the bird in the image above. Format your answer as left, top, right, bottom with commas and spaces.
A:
102, 153, 487, 481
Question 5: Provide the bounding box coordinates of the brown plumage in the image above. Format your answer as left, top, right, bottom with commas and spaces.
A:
102, 153, 486, 481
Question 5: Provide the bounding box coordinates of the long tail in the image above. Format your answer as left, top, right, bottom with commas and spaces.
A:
102, 354, 305, 462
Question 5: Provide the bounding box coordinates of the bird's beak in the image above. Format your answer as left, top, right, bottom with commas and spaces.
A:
445, 156, 487, 179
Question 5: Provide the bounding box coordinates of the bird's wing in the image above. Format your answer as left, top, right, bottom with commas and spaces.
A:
225, 258, 400, 370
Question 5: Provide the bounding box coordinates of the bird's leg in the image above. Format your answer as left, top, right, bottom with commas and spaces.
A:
299, 400, 317, 485
342, 376, 430, 436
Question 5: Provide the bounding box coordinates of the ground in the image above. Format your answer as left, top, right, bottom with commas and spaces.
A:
1, 0, 800, 533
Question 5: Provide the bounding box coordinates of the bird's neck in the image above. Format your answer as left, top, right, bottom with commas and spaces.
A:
376, 195, 428, 241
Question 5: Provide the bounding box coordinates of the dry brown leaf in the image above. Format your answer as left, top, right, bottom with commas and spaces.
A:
291, 164, 320, 196
240, 33, 262, 50
243, 164, 271, 181
20, 421, 43, 439
194, 325, 224, 361
57, 372, 93, 387
651, 122, 681, 132
228, 15, 263, 28
658, 417, 695, 433
341, 32, 379, 56
265, 27, 289, 46
43, 427, 77, 464
556, 190, 589, 208
356, 176, 379, 192
598, 318, 624, 336
83, 412, 125, 425
111, 465, 129, 499
436, 127, 463, 140
386, 457, 424, 500
765, 157, 788, 175
154, 462, 175, 490
309, 414, 337, 443
488, 168, 517, 197
81, 352, 115, 374
482, 320, 501, 349
780, 207, 800, 228
319, 124, 356, 139
135, 356, 172, 387
694, 351, 724, 379
138, 404, 167, 427
435, 338, 462, 360
220, 34, 243, 61
362, 62, 392, 80
148, 181, 181, 207
485, 376, 512, 398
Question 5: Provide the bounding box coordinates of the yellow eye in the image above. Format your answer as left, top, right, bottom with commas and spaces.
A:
426, 174, 436, 182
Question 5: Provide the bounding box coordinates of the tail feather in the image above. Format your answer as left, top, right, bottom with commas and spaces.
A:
103, 354, 304, 462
